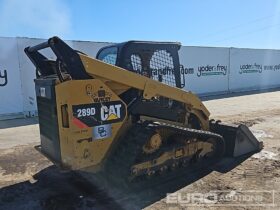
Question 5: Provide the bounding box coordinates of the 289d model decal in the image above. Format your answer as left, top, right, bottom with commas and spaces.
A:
72, 100, 126, 127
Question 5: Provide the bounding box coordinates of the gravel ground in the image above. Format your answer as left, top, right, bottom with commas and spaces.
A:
0, 90, 280, 210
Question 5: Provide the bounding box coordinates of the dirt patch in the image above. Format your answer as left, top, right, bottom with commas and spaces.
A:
0, 144, 51, 187
0, 145, 49, 175
232, 118, 265, 127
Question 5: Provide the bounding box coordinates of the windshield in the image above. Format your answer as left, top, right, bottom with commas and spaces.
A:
97, 46, 118, 65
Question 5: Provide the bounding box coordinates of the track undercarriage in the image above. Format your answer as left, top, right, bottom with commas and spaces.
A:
106, 121, 225, 184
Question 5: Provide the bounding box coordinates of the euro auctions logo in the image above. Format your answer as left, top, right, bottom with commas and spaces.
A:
166, 190, 275, 207
197, 64, 227, 77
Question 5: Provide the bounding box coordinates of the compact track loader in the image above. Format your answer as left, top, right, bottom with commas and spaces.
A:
25, 37, 262, 185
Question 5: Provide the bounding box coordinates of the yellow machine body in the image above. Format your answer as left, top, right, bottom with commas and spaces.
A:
52, 54, 211, 171
26, 37, 262, 181
55, 79, 128, 171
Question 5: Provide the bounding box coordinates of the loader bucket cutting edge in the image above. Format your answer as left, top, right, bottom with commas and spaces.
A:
210, 121, 263, 157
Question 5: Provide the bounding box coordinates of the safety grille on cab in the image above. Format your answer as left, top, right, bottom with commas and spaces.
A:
150, 50, 175, 87
131, 54, 142, 73
130, 50, 176, 87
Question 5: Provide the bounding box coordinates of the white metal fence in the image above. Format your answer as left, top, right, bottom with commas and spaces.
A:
1, 37, 280, 118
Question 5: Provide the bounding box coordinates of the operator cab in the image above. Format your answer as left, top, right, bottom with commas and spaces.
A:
96, 41, 184, 88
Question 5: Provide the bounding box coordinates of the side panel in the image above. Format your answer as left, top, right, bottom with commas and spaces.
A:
229, 48, 280, 91
179, 46, 230, 95
0, 37, 23, 116
55, 79, 127, 170
35, 78, 61, 163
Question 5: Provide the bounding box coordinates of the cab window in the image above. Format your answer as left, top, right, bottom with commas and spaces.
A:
97, 47, 118, 65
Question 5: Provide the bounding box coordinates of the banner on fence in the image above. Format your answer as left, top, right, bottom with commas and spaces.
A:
1, 37, 280, 117
229, 48, 280, 92
179, 46, 230, 94
0, 37, 23, 115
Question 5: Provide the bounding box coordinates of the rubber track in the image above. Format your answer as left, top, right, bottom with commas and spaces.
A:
105, 122, 225, 186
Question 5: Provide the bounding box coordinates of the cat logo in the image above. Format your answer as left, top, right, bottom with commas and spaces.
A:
72, 100, 126, 127
101, 104, 122, 121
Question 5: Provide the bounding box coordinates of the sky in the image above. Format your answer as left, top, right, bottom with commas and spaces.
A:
0, 0, 280, 49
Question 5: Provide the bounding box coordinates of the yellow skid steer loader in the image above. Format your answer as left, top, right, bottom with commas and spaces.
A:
24, 37, 262, 184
